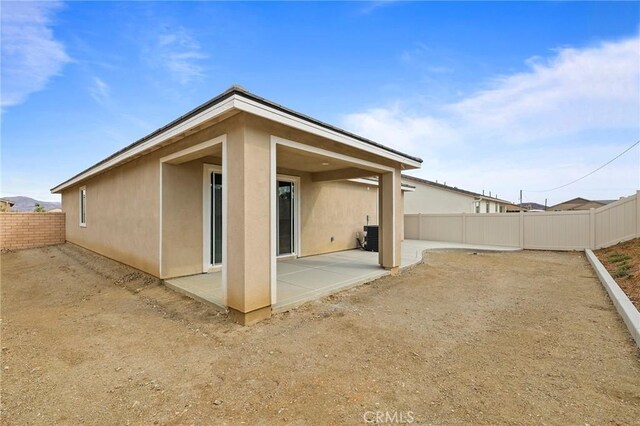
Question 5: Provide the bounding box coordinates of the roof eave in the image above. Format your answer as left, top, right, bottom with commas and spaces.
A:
52, 88, 422, 193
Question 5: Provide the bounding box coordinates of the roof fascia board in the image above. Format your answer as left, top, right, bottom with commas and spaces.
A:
233, 96, 422, 169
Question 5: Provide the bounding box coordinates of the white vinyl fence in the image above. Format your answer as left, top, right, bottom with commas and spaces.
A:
405, 191, 639, 251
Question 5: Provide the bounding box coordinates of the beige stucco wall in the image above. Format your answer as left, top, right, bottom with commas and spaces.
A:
161, 156, 222, 278
62, 154, 161, 275
298, 175, 377, 256
62, 114, 244, 277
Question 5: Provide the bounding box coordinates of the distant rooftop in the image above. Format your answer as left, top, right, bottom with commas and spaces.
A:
401, 174, 516, 205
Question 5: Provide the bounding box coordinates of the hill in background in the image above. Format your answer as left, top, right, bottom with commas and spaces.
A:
4, 196, 61, 212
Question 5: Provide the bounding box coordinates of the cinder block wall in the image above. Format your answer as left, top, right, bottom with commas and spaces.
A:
0, 212, 66, 250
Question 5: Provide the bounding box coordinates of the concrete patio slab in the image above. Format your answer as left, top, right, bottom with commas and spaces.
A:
317, 262, 381, 277
163, 239, 521, 313
276, 262, 310, 276
164, 273, 225, 311
279, 268, 357, 289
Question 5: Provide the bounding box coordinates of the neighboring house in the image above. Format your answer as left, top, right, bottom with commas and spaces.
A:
506, 204, 529, 212
402, 175, 517, 214
0, 199, 15, 211
548, 197, 615, 211
51, 85, 422, 325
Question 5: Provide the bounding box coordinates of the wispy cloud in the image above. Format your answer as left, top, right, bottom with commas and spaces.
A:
343, 35, 640, 202
359, 0, 400, 15
344, 103, 460, 153
450, 36, 640, 143
149, 26, 207, 84
400, 42, 431, 64
89, 77, 110, 105
400, 42, 454, 76
1, 1, 70, 108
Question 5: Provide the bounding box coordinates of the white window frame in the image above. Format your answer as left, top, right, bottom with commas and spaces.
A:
79, 186, 87, 227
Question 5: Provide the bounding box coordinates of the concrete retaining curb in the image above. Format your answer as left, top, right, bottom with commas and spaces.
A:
585, 249, 640, 348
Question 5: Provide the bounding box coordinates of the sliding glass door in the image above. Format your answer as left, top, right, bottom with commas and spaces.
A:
205, 170, 297, 270
277, 180, 295, 256
209, 171, 223, 266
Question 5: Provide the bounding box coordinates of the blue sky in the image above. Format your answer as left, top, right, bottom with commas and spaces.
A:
2, 1, 639, 204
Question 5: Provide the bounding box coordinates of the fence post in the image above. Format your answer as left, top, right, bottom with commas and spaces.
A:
636, 190, 640, 238
519, 211, 524, 249
461, 212, 466, 243
589, 208, 596, 249
417, 213, 422, 240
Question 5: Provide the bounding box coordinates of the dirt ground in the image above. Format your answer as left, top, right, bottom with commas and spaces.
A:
1, 244, 639, 425
595, 238, 640, 311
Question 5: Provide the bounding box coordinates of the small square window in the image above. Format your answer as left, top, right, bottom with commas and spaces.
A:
79, 186, 87, 227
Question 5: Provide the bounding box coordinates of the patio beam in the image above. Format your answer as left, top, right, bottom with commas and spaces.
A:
310, 167, 377, 183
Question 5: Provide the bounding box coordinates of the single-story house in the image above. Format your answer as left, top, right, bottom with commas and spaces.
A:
402, 175, 517, 214
51, 86, 422, 324
548, 197, 615, 211
505, 204, 529, 212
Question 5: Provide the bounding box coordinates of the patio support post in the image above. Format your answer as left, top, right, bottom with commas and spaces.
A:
225, 119, 272, 325
378, 169, 402, 273
589, 208, 596, 250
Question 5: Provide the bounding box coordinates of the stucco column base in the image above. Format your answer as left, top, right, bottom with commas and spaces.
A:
228, 306, 272, 326
386, 266, 400, 276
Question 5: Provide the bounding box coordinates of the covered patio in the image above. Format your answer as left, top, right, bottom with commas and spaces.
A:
156, 86, 426, 325
165, 239, 521, 313
160, 121, 414, 324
